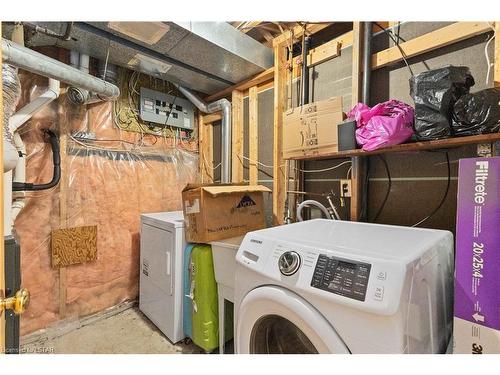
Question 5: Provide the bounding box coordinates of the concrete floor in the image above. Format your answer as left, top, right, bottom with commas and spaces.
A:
21, 307, 205, 354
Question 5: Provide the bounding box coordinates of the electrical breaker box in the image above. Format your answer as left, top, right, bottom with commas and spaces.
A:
139, 87, 195, 130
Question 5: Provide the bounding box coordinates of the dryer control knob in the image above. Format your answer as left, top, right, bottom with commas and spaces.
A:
279, 251, 301, 276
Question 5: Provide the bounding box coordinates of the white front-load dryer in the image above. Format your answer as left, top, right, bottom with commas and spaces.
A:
234, 219, 454, 354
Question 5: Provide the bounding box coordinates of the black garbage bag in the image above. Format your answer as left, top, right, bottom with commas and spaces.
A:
452, 88, 500, 136
409, 66, 475, 140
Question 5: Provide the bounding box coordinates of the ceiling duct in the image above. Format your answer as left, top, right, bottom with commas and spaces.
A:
4, 22, 274, 95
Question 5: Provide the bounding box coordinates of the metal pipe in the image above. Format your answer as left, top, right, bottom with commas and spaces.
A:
176, 85, 232, 183
300, 36, 311, 106
2, 38, 120, 100
362, 22, 373, 104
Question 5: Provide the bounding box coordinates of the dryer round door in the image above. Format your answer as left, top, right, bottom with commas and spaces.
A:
236, 286, 349, 354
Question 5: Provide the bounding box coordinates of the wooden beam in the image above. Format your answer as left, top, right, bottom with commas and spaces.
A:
285, 133, 500, 160
205, 67, 274, 102
494, 21, 500, 88
272, 43, 287, 225
201, 112, 222, 124
372, 22, 493, 70
241, 21, 262, 33
350, 22, 364, 222
198, 113, 214, 183
273, 23, 331, 47
248, 86, 259, 185
231, 90, 244, 183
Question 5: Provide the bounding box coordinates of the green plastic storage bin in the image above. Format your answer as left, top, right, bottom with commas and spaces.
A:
190, 244, 219, 352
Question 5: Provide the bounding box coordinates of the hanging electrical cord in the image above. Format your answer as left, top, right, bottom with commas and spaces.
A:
412, 151, 451, 227
484, 22, 496, 85
373, 22, 415, 76
372, 155, 391, 222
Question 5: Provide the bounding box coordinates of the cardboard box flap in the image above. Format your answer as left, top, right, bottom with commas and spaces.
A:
182, 183, 234, 193
202, 184, 271, 197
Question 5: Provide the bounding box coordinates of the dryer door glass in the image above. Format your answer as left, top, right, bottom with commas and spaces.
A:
250, 314, 318, 354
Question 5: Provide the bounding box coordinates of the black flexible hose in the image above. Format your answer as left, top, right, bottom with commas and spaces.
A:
12, 129, 61, 191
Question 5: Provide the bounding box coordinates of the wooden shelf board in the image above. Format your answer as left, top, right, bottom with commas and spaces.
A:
285, 133, 500, 161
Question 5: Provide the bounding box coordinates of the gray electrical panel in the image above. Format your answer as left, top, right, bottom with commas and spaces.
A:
139, 87, 195, 130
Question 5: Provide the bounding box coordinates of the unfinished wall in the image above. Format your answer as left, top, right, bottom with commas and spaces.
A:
215, 22, 496, 232
13, 49, 198, 335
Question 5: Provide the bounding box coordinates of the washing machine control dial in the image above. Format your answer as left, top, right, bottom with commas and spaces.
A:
279, 251, 301, 276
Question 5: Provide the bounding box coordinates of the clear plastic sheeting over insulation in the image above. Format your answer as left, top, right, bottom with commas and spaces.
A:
13, 53, 199, 335
2, 63, 21, 171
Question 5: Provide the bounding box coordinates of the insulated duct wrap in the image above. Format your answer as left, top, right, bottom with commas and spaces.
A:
2, 64, 21, 172
14, 65, 199, 335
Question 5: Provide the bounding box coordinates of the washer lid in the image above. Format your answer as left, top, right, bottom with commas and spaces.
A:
236, 286, 350, 354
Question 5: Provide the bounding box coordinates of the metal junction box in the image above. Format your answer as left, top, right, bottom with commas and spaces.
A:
139, 87, 195, 130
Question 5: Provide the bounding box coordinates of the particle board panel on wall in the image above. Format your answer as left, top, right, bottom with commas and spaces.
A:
51, 226, 98, 268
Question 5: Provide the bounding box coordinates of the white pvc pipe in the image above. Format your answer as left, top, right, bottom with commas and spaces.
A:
9, 79, 60, 133
4, 171, 13, 236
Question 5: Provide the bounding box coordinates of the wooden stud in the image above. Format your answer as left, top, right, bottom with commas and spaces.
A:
372, 22, 493, 70
198, 113, 214, 183
350, 22, 365, 222
231, 90, 244, 183
248, 86, 259, 185
0, 21, 5, 352
494, 21, 500, 88
272, 43, 287, 225
201, 112, 222, 124
58, 91, 69, 318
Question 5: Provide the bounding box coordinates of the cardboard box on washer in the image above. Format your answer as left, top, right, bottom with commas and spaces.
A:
181, 183, 271, 243
283, 97, 345, 159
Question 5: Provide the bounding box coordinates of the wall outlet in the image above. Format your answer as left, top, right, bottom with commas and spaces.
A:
340, 179, 351, 198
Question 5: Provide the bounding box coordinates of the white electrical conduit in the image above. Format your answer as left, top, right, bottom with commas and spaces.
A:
296, 200, 332, 222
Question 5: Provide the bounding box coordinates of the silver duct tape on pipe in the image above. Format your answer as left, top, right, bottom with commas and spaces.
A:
176, 85, 232, 183
2, 38, 120, 100
2, 64, 21, 172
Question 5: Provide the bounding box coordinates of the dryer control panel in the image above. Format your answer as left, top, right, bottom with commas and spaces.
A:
311, 254, 371, 301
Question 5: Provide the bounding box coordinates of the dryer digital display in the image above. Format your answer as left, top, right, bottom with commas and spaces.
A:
311, 254, 371, 301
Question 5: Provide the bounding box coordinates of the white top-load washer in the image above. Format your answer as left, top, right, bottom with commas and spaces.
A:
139, 211, 186, 343
234, 219, 454, 354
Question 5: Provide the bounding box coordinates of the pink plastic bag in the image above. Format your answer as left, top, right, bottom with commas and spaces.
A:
348, 100, 414, 151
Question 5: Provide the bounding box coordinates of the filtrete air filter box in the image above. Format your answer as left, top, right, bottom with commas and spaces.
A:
182, 183, 271, 243
453, 157, 500, 354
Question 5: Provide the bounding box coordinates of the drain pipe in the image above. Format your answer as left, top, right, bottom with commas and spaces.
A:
175, 85, 232, 183
4, 29, 62, 230
362, 22, 373, 105
358, 22, 373, 222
